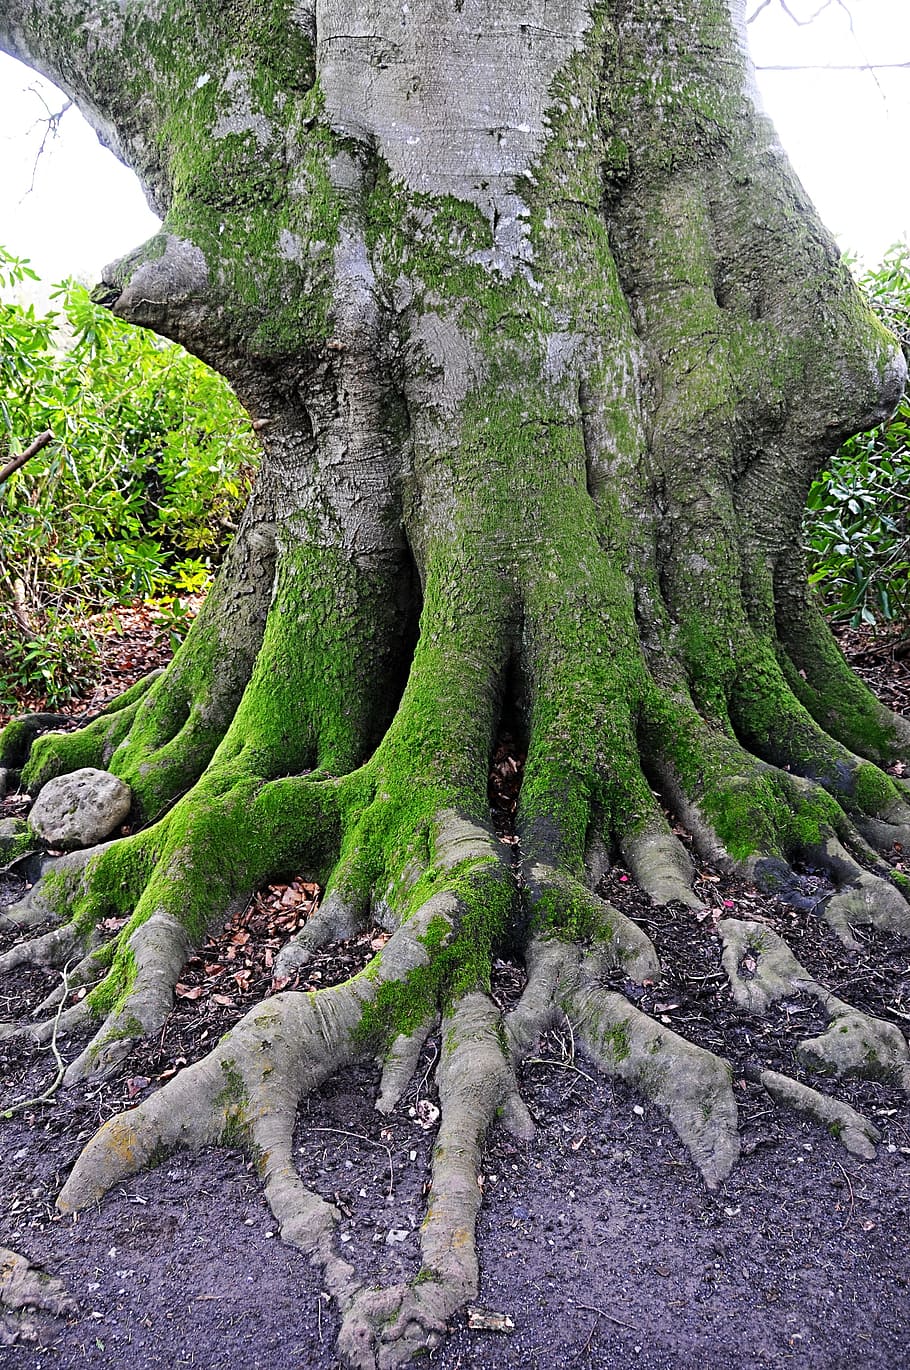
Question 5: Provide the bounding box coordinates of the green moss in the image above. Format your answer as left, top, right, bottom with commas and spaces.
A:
0, 717, 42, 770
891, 870, 910, 898
529, 870, 617, 944
86, 944, 138, 1019
216, 1057, 254, 1149
599, 1020, 631, 1064
22, 705, 139, 795
0, 821, 36, 865
782, 633, 900, 763
852, 763, 898, 817
354, 855, 514, 1049
644, 688, 842, 862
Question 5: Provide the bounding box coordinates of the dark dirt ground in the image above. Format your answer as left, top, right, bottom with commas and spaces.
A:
2, 623, 910, 1369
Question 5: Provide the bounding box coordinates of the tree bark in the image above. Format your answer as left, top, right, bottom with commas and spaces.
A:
2, 1, 910, 1364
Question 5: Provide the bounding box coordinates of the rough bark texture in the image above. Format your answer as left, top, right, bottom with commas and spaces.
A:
2, 1, 910, 1365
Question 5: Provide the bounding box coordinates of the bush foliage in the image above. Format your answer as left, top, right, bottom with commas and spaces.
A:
0, 247, 257, 707
805, 246, 910, 627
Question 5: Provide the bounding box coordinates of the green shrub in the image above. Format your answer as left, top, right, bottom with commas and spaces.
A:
805, 245, 910, 627
0, 247, 258, 708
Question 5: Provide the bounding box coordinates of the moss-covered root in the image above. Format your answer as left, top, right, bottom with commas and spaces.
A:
0, 844, 107, 942
22, 507, 280, 816
63, 911, 196, 1081
338, 993, 532, 1370
645, 707, 910, 942
0, 713, 72, 774
61, 781, 340, 1078
567, 955, 740, 1188
503, 929, 738, 1187
56, 907, 410, 1217
719, 919, 910, 1092
12, 673, 164, 802
524, 863, 660, 981
759, 1069, 880, 1161
777, 596, 910, 765
799, 834, 910, 947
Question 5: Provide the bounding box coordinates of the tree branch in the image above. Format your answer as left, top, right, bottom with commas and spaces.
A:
0, 0, 165, 211
0, 430, 53, 492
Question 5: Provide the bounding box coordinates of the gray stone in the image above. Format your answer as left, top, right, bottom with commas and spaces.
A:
28, 769, 132, 850
0, 817, 29, 858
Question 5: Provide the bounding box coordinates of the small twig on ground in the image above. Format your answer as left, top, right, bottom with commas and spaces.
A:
1, 960, 72, 1118
525, 1057, 596, 1084
0, 430, 54, 491
572, 1299, 636, 1331
310, 1125, 395, 1196
835, 1159, 855, 1229
580, 1319, 598, 1358
416, 1038, 439, 1102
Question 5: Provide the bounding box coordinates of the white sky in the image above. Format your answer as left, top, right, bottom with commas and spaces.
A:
0, 0, 907, 287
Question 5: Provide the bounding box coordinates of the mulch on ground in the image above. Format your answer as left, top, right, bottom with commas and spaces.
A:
0, 618, 909, 1367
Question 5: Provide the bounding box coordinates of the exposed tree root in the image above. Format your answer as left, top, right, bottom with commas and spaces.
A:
3, 0, 910, 1362
720, 918, 910, 1092
758, 1069, 880, 1162
0, 1246, 76, 1346
4, 612, 910, 1367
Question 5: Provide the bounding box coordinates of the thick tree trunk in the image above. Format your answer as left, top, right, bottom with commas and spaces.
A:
2, 1, 910, 1364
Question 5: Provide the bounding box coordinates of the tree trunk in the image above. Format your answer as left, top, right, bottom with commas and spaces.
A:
2, 1, 910, 1363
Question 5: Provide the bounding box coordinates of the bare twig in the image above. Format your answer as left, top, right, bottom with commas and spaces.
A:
1, 961, 73, 1119
24, 91, 73, 197
525, 1057, 597, 1084
572, 1299, 636, 1331
0, 430, 53, 490
835, 1159, 855, 1229
749, 0, 853, 29
747, 0, 774, 23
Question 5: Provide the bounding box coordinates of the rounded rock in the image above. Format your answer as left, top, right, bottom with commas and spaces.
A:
29, 769, 132, 849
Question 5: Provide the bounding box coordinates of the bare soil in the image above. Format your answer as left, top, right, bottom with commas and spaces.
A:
1, 624, 909, 1369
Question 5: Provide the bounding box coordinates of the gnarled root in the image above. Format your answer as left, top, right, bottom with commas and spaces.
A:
1, 773, 339, 1078
720, 918, 910, 1150
338, 992, 531, 1369
758, 1069, 880, 1161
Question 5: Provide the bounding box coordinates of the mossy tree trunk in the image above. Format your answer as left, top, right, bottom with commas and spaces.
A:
3, 0, 910, 1364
